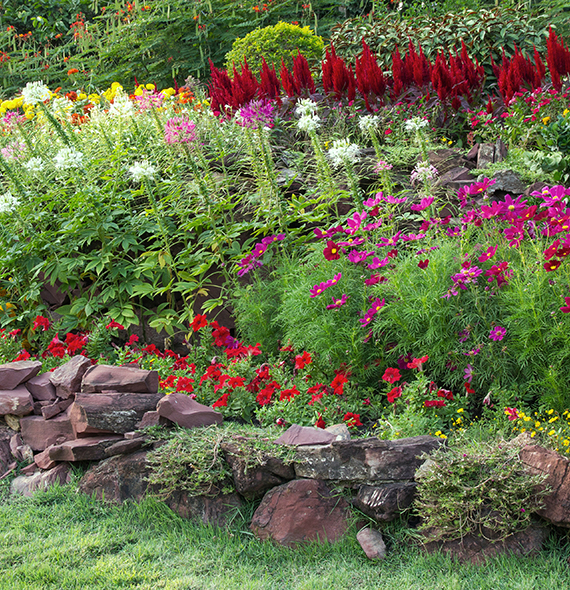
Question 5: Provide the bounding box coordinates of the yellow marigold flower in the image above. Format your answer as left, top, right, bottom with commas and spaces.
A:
78, 93, 87, 100
542, 116, 550, 125
88, 93, 100, 104
111, 82, 123, 91
24, 111, 35, 120
161, 87, 176, 97
548, 430, 556, 436
564, 439, 570, 446
535, 421, 541, 428
457, 408, 464, 413
531, 431, 536, 437
146, 83, 155, 90
14, 97, 24, 107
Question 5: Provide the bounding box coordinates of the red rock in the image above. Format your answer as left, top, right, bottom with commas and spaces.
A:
11, 463, 71, 497
70, 392, 163, 435
166, 489, 243, 527
353, 483, 418, 522
20, 411, 75, 451
25, 372, 57, 401
0, 360, 42, 390
274, 424, 335, 446
33, 400, 52, 416
21, 463, 38, 475
49, 355, 92, 399
250, 479, 351, 547
41, 397, 73, 420
34, 447, 57, 470
104, 438, 144, 457
357, 528, 386, 559
81, 364, 159, 393
156, 393, 222, 429
0, 385, 33, 416
48, 435, 123, 462
137, 410, 171, 429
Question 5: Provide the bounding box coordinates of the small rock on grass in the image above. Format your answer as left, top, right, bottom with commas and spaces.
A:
357, 528, 387, 560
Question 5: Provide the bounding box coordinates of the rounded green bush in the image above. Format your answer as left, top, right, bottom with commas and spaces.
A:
224, 21, 324, 76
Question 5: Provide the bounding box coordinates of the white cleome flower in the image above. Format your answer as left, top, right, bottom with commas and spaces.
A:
410, 162, 438, 184
404, 117, 429, 133
108, 91, 135, 118
0, 191, 19, 213
128, 161, 157, 182
21, 81, 51, 106
54, 147, 83, 169
358, 115, 381, 132
50, 97, 73, 119
297, 113, 320, 132
295, 98, 319, 117
327, 138, 361, 168
23, 157, 45, 173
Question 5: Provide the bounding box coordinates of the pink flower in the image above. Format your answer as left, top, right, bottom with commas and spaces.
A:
505, 407, 519, 421
164, 117, 197, 144
410, 197, 434, 211
326, 294, 348, 309
489, 326, 506, 341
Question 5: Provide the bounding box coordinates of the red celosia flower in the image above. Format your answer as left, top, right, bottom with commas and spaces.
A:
176, 376, 195, 393
295, 351, 312, 370
343, 412, 362, 428
191, 314, 208, 332
105, 320, 125, 330
387, 386, 402, 403
32, 315, 50, 331
213, 393, 230, 408
381, 367, 401, 383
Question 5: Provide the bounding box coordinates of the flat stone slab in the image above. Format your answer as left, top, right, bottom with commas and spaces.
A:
0, 360, 42, 390
294, 436, 441, 484
0, 385, 34, 417
20, 412, 75, 452
81, 364, 159, 393
49, 355, 92, 399
49, 435, 123, 462
274, 424, 336, 446
41, 397, 73, 420
353, 483, 417, 522
70, 392, 163, 435
157, 393, 222, 429
11, 463, 71, 497
104, 438, 145, 457
25, 372, 57, 401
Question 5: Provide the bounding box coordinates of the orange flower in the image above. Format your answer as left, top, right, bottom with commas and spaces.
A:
67, 68, 79, 75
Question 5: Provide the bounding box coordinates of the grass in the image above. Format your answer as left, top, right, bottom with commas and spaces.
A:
0, 475, 569, 589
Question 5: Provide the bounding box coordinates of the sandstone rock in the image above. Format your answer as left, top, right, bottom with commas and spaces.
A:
435, 166, 474, 189
0, 386, 33, 416
41, 397, 73, 420
156, 393, 222, 429
274, 424, 336, 446
494, 138, 508, 162
466, 143, 479, 161
477, 143, 495, 169
9, 434, 23, 461
49, 355, 92, 399
34, 447, 57, 470
251, 479, 351, 547
357, 528, 386, 559
21, 462, 37, 474
20, 412, 75, 451
294, 436, 441, 484
33, 400, 52, 416
0, 462, 16, 480
222, 442, 294, 499
124, 431, 144, 440
166, 489, 243, 527
4, 414, 20, 431
79, 450, 151, 502
520, 445, 570, 527
49, 435, 123, 462
70, 392, 163, 435
353, 483, 417, 522
136, 410, 171, 429
325, 424, 351, 441
485, 169, 526, 196
422, 525, 548, 565
104, 438, 144, 457
81, 364, 159, 394
0, 360, 42, 390
11, 463, 71, 497
25, 372, 57, 401
0, 426, 13, 473
525, 180, 549, 197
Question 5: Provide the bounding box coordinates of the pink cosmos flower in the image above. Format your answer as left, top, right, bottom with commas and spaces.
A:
489, 326, 506, 341
410, 197, 434, 211
326, 294, 348, 309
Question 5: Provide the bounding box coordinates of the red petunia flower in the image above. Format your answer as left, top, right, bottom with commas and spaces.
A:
191, 314, 208, 332
213, 393, 230, 408
343, 412, 362, 428
381, 367, 401, 383
32, 315, 50, 331
176, 376, 195, 393
106, 320, 125, 330
295, 351, 312, 370
407, 355, 428, 370
387, 386, 402, 403
315, 413, 326, 429
424, 400, 446, 408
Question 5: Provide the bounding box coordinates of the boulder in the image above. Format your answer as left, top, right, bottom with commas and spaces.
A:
422, 525, 548, 565
485, 169, 526, 196
33, 400, 52, 416
520, 445, 570, 527
49, 355, 92, 399
294, 436, 441, 484
81, 364, 159, 394
166, 490, 243, 527
357, 528, 386, 560
11, 463, 71, 497
156, 393, 222, 429
353, 483, 417, 522
25, 372, 57, 401
79, 450, 151, 502
477, 143, 495, 169
69, 392, 163, 435
136, 410, 171, 429
0, 385, 33, 416
325, 424, 351, 441
0, 360, 42, 390
250, 479, 351, 547
49, 435, 123, 462
274, 424, 336, 446
20, 411, 75, 451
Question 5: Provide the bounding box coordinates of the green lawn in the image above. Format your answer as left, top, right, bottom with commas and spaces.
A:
0, 477, 569, 590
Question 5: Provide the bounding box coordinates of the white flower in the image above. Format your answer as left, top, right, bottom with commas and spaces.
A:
54, 147, 83, 169
21, 81, 51, 106
128, 161, 157, 182
0, 191, 19, 213
297, 114, 320, 132
23, 157, 45, 173
327, 138, 361, 168
295, 99, 319, 117
405, 117, 429, 133
359, 115, 381, 132
50, 97, 73, 119
411, 162, 438, 184
108, 91, 135, 118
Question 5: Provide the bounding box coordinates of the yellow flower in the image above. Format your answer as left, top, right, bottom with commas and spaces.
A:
564, 109, 570, 117
547, 409, 554, 415
542, 116, 550, 125
549, 416, 559, 423
548, 430, 556, 436
146, 83, 155, 90
531, 431, 536, 437
161, 87, 176, 97
457, 408, 464, 413
564, 439, 570, 446
77, 93, 87, 101
535, 421, 541, 428
88, 93, 100, 104
435, 430, 442, 436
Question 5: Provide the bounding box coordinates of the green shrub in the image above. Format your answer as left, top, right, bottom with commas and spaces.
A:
224, 22, 324, 76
